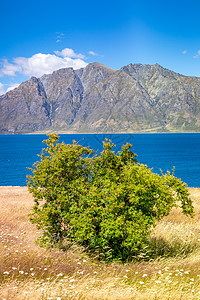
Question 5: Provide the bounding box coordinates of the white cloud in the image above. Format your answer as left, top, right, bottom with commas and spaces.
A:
88, 51, 103, 57
56, 32, 64, 43
6, 83, 20, 93
54, 48, 85, 59
89, 51, 98, 56
0, 49, 88, 78
193, 50, 200, 59
0, 82, 5, 95
0, 59, 19, 76
182, 50, 187, 55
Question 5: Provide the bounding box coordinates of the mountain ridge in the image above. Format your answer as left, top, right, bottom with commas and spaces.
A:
1, 62, 200, 134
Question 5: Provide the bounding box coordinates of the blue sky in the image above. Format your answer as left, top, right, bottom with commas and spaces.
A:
1, 0, 200, 95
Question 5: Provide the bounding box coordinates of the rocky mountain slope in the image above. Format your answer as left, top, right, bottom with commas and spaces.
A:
1, 62, 200, 133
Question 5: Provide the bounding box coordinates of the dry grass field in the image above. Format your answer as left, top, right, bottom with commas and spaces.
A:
0, 186, 200, 299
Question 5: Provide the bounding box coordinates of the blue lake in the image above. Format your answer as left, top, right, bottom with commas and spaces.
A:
0, 133, 199, 187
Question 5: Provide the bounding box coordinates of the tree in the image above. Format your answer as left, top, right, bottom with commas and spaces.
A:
27, 134, 194, 261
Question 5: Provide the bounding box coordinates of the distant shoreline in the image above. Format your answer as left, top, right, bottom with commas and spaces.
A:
1, 130, 200, 135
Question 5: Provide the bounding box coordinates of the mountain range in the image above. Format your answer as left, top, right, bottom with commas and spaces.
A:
1, 62, 200, 134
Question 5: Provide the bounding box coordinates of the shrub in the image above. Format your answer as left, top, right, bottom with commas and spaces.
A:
27, 134, 194, 261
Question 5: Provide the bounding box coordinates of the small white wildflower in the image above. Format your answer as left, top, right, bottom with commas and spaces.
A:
155, 280, 161, 283
139, 281, 144, 284
135, 271, 138, 274
19, 271, 24, 274
57, 273, 63, 277
12, 267, 17, 270
77, 262, 81, 265
31, 273, 35, 276
44, 268, 47, 271
190, 278, 194, 281
83, 260, 87, 262
168, 280, 172, 283
123, 275, 128, 278
30, 268, 34, 271
93, 271, 97, 274
126, 269, 130, 272
143, 274, 147, 277
3, 271, 9, 275
158, 270, 162, 274
69, 279, 75, 282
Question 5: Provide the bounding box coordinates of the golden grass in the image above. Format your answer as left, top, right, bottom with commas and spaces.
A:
0, 187, 200, 299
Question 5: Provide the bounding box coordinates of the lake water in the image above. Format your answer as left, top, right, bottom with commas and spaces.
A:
0, 133, 199, 187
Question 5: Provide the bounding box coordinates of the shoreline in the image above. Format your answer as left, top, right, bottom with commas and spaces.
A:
1, 185, 199, 189
1, 131, 200, 135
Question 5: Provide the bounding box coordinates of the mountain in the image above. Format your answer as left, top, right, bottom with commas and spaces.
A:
1, 62, 200, 133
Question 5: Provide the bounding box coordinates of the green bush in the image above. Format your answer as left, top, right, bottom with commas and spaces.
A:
27, 134, 194, 262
